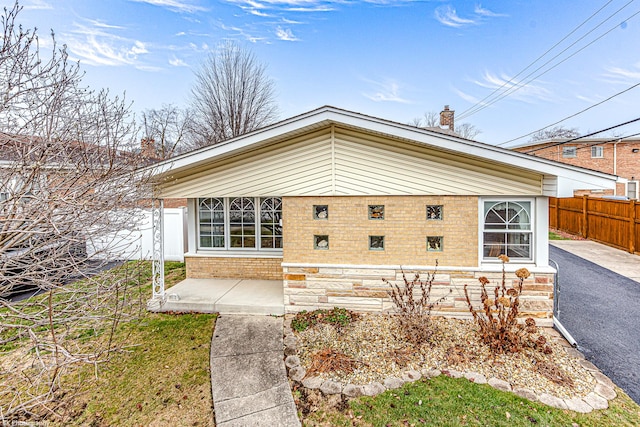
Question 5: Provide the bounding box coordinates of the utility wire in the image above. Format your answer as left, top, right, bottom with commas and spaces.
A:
458, 0, 617, 119
458, 2, 639, 121
497, 81, 640, 146
524, 117, 640, 154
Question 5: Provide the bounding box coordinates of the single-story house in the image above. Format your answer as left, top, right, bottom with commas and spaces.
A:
148, 106, 620, 325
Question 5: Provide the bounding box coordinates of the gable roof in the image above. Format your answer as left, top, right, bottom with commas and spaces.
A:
150, 106, 620, 198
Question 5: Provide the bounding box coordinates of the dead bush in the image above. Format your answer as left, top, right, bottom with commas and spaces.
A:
384, 265, 451, 345
305, 348, 362, 377
463, 254, 551, 355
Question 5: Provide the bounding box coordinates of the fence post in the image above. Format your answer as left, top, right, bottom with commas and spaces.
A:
630, 199, 637, 254
582, 195, 589, 238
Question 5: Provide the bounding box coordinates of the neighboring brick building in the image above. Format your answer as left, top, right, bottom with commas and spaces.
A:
511, 138, 640, 199
147, 106, 620, 325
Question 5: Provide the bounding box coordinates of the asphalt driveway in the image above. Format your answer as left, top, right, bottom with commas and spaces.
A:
550, 245, 640, 404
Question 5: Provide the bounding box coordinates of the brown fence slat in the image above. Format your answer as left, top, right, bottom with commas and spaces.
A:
550, 196, 639, 254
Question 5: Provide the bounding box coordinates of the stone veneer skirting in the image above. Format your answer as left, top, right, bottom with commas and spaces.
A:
186, 255, 283, 280
283, 263, 555, 327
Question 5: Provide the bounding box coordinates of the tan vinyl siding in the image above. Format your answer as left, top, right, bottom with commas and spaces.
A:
333, 128, 542, 195
159, 130, 333, 198
158, 125, 544, 198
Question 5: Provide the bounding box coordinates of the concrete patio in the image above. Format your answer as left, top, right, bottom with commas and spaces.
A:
147, 278, 284, 315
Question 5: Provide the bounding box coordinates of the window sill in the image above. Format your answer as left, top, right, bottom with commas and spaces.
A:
186, 250, 283, 258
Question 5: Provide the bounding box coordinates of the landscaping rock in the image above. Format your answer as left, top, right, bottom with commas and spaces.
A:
584, 392, 609, 410
487, 377, 512, 392
422, 368, 441, 379
563, 347, 585, 360
320, 380, 343, 395
538, 393, 568, 410
284, 346, 297, 356
592, 371, 616, 389
288, 366, 306, 382
402, 370, 422, 382
564, 397, 592, 413
283, 316, 293, 330
445, 369, 464, 378
383, 377, 404, 389
301, 376, 323, 390
343, 384, 365, 398
362, 382, 386, 396
283, 334, 298, 348
463, 372, 487, 384
284, 355, 301, 369
594, 383, 616, 400
513, 387, 537, 401
579, 359, 598, 371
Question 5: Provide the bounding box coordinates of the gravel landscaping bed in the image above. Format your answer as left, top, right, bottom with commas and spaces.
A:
291, 314, 597, 401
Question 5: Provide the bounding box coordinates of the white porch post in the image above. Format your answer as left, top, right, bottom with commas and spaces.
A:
152, 198, 165, 300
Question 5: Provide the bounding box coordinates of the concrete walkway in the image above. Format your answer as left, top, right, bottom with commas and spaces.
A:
550, 240, 640, 283
210, 315, 300, 427
148, 278, 284, 315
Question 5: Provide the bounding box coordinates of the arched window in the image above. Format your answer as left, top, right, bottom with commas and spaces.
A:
483, 201, 532, 260
229, 197, 255, 248
260, 197, 282, 249
199, 198, 225, 248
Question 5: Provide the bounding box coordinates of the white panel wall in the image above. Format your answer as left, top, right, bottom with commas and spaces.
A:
87, 208, 186, 262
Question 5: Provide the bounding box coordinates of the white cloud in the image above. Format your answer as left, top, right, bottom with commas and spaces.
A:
474, 4, 507, 18
602, 66, 640, 83
169, 56, 189, 67
362, 78, 412, 104
453, 87, 481, 104
434, 5, 476, 28
275, 27, 299, 41
129, 0, 208, 13
470, 71, 553, 103
66, 22, 150, 68
22, 0, 53, 10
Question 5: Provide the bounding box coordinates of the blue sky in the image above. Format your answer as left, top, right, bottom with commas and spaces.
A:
13, 0, 640, 145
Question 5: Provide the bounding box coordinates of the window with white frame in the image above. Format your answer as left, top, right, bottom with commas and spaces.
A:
628, 181, 639, 200
198, 197, 282, 250
482, 201, 532, 260
591, 146, 604, 158
562, 146, 576, 158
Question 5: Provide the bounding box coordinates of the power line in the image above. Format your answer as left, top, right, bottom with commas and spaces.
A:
524, 117, 640, 154
497, 81, 640, 146
458, 0, 618, 119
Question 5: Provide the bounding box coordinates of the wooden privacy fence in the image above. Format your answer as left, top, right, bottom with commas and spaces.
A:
549, 196, 640, 254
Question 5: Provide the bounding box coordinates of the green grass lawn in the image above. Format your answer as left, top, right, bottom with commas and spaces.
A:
300, 375, 640, 426
1, 261, 217, 426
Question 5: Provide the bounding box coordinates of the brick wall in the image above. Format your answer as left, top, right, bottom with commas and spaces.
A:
282, 195, 478, 267
186, 256, 282, 280
515, 141, 640, 197
283, 265, 555, 326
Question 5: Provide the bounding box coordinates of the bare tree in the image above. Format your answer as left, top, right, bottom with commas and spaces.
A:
0, 2, 151, 419
139, 104, 192, 158
529, 126, 580, 142
410, 111, 481, 140
189, 41, 279, 147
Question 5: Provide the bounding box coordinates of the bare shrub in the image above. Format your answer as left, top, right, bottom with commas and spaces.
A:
384, 265, 451, 345
463, 255, 552, 355
305, 348, 361, 377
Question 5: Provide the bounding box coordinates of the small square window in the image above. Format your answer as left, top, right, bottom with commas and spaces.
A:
313, 205, 328, 220
591, 146, 603, 158
314, 235, 329, 250
426, 205, 443, 220
562, 147, 577, 158
368, 205, 384, 220
369, 235, 384, 250
427, 236, 443, 252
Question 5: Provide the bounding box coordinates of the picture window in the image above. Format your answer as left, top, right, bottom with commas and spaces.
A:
562, 147, 577, 158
